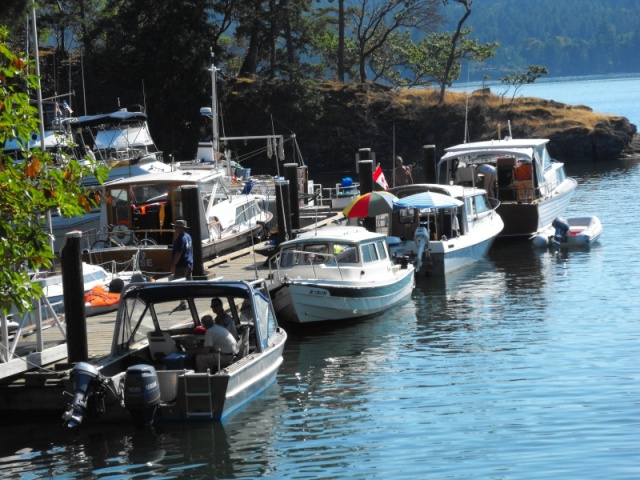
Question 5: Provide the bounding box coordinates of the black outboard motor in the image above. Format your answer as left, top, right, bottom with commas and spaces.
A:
123, 364, 161, 427
551, 217, 570, 246
63, 362, 108, 428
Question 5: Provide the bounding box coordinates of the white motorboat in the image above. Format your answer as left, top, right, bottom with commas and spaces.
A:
62, 279, 287, 428
268, 225, 415, 324
437, 137, 577, 237
531, 215, 603, 248
82, 168, 273, 274
8, 263, 136, 334
385, 184, 504, 276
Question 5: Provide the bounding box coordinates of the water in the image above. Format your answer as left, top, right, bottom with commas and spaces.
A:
2, 76, 640, 479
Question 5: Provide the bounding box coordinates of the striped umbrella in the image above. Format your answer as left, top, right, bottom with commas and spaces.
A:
342, 191, 398, 218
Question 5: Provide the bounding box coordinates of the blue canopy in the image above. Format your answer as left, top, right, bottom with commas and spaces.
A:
394, 191, 463, 210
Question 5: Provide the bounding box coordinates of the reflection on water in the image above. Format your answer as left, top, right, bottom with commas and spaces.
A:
1, 160, 639, 479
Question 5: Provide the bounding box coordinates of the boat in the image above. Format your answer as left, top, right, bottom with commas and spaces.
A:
268, 225, 415, 324
81, 168, 273, 274
385, 184, 504, 276
49, 108, 171, 253
62, 278, 287, 428
531, 215, 603, 248
437, 137, 578, 237
6, 262, 141, 341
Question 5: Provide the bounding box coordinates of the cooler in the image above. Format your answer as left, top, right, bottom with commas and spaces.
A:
163, 352, 195, 370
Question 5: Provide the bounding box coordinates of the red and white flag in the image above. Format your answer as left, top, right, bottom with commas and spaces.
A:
373, 164, 389, 190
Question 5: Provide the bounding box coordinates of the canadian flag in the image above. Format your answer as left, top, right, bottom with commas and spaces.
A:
373, 164, 389, 190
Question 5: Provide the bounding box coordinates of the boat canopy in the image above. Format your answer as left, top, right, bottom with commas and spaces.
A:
71, 111, 148, 129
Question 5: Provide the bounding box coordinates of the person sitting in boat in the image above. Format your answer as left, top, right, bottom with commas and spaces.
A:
190, 314, 238, 372
210, 297, 239, 340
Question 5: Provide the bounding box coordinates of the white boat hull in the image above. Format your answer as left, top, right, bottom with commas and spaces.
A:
272, 266, 415, 324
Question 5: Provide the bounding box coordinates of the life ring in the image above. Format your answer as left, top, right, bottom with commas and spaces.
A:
112, 224, 131, 245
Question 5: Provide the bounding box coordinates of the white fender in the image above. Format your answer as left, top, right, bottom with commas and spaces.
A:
413, 226, 430, 272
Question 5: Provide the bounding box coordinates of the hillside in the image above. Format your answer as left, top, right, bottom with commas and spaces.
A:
217, 79, 638, 176
444, 0, 640, 79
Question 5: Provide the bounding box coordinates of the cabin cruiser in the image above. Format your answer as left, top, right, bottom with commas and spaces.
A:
82, 168, 272, 274
437, 138, 577, 237
386, 184, 504, 276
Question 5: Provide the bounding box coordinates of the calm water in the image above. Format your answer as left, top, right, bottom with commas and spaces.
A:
1, 76, 639, 479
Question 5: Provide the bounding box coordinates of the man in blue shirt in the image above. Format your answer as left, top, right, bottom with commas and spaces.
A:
171, 219, 193, 280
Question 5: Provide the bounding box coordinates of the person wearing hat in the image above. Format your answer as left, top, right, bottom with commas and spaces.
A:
171, 219, 193, 282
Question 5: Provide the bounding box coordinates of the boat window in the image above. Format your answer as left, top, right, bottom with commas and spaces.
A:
334, 243, 358, 263
474, 194, 490, 214
375, 240, 388, 260
153, 300, 197, 332
398, 208, 414, 224
556, 167, 567, 184
361, 242, 378, 263
107, 187, 130, 225
279, 248, 298, 267
254, 292, 277, 350
116, 297, 154, 354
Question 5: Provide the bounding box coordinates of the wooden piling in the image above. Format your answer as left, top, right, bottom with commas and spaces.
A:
181, 185, 204, 278
61, 231, 88, 363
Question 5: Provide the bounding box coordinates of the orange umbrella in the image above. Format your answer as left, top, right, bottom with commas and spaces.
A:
342, 191, 398, 218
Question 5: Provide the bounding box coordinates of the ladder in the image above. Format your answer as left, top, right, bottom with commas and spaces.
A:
182, 371, 215, 418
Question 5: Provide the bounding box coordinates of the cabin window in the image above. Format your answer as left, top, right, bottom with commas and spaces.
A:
398, 208, 414, 224
362, 242, 378, 263
474, 194, 490, 214
333, 243, 358, 263
375, 240, 388, 260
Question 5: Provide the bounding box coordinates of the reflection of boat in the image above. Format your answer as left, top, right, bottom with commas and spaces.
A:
82, 168, 273, 274
437, 138, 577, 237
62, 279, 287, 428
268, 225, 415, 324
531, 216, 603, 248
386, 184, 503, 276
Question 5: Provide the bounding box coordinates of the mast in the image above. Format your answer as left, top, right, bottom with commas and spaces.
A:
31, 6, 54, 254
209, 49, 220, 169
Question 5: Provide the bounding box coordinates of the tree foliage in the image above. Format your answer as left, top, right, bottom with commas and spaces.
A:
0, 27, 106, 315
499, 64, 549, 105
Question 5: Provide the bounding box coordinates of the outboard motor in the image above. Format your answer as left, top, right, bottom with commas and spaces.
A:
63, 362, 108, 428
123, 364, 161, 427
413, 226, 430, 272
551, 217, 570, 247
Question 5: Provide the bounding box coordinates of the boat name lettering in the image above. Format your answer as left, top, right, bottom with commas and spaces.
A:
308, 289, 328, 296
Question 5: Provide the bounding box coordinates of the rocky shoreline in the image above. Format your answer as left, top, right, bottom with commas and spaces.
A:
217, 79, 638, 173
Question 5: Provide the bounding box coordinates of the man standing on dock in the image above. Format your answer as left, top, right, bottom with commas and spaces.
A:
171, 219, 193, 279
171, 220, 193, 309
394, 156, 413, 186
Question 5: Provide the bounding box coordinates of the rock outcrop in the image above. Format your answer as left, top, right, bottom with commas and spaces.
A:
217, 79, 638, 174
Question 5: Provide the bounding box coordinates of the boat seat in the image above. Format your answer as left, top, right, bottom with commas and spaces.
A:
147, 330, 178, 361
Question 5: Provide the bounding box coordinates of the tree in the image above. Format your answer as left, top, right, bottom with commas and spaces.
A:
348, 0, 442, 83
500, 64, 549, 105
414, 27, 497, 92
0, 27, 106, 315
